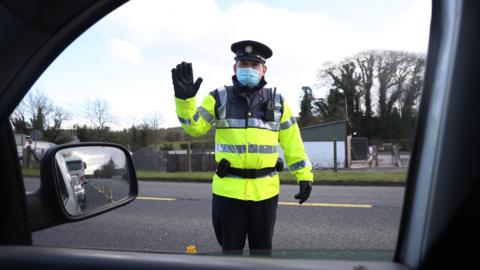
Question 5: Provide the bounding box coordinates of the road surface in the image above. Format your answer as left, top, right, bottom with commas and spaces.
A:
25, 178, 404, 260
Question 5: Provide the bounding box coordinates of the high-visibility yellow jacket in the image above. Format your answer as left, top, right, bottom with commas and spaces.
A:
175, 79, 313, 201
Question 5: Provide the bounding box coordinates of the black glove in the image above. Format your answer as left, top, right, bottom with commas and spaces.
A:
171, 61, 203, 99
294, 181, 312, 204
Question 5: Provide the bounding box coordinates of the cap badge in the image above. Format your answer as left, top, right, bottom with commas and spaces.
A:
245, 46, 253, 53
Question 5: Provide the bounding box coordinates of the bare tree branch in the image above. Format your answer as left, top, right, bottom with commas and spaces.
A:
83, 99, 114, 130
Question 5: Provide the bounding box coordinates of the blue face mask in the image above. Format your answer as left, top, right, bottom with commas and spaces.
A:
236, 67, 261, 88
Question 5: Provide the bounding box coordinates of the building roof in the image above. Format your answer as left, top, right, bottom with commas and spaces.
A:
300, 120, 348, 130
300, 120, 348, 141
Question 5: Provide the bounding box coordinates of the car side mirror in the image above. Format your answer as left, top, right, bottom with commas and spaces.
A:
27, 143, 138, 231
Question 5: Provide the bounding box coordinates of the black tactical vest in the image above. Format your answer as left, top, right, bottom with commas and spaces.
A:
209, 85, 284, 131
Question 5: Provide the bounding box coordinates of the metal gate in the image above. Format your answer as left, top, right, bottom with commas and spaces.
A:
351, 137, 369, 160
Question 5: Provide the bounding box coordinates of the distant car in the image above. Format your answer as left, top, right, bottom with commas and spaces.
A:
70, 174, 86, 206
54, 152, 89, 215
65, 156, 88, 186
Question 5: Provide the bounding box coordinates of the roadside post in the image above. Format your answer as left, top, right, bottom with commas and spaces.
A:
333, 139, 338, 172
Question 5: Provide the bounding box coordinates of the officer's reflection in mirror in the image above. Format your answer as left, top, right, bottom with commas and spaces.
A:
172, 40, 313, 255
55, 147, 130, 216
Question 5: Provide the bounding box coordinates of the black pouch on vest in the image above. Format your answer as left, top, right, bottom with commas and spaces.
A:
275, 158, 284, 172
216, 159, 231, 178
264, 87, 276, 121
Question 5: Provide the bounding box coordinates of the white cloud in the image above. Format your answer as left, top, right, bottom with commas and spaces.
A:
381, 0, 431, 53
99, 0, 372, 128
42, 0, 431, 129
105, 37, 143, 65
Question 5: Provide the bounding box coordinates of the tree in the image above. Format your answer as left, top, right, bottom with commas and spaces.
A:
43, 106, 71, 143
320, 62, 361, 119
83, 99, 114, 140
24, 90, 53, 132
166, 129, 183, 142
74, 125, 94, 142
398, 57, 425, 138
143, 112, 163, 132
94, 158, 116, 178
313, 89, 346, 122
356, 52, 375, 118
297, 86, 318, 127
125, 113, 165, 151
10, 89, 70, 141
129, 124, 150, 150
10, 103, 31, 134
374, 51, 425, 138
160, 144, 174, 150
50, 106, 70, 130
316, 50, 426, 140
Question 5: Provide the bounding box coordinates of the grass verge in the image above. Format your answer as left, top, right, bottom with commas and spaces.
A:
137, 170, 407, 186
22, 169, 407, 186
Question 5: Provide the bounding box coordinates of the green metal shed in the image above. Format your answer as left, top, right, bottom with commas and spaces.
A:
300, 120, 348, 142
296, 120, 350, 169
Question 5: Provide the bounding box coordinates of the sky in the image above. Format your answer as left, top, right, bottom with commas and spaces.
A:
66, 147, 127, 175
30, 0, 431, 130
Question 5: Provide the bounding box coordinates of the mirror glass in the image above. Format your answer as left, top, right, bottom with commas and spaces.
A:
55, 146, 132, 216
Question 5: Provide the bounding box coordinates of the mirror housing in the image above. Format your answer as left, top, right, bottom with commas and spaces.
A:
27, 143, 138, 231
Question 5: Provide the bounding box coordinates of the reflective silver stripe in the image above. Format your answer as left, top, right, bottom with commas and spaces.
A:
274, 93, 282, 108
248, 144, 277, 154
274, 93, 283, 122
274, 111, 282, 122
192, 112, 200, 121
289, 159, 312, 171
178, 116, 191, 125
216, 118, 245, 128
280, 116, 296, 130
197, 106, 214, 125
215, 144, 246, 153
248, 118, 279, 131
179, 107, 214, 126
217, 87, 227, 119
215, 144, 277, 154
217, 118, 281, 131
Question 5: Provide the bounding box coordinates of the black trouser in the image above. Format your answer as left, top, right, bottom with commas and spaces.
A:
212, 194, 278, 254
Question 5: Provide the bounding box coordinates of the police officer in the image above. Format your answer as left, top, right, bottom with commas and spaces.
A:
172, 40, 313, 254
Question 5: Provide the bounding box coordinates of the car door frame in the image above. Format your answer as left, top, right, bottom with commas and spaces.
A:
1, 0, 479, 269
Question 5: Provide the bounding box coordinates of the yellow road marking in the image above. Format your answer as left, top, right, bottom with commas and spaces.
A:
137, 196, 176, 201
136, 196, 372, 208
279, 202, 372, 208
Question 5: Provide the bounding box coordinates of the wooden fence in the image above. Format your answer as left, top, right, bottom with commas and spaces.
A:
166, 152, 216, 172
